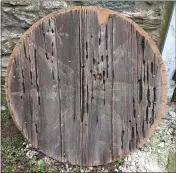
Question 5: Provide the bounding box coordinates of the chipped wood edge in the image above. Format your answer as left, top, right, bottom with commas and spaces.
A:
5, 6, 168, 166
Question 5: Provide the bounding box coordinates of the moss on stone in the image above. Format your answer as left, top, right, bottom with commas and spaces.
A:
167, 151, 176, 172
159, 2, 173, 51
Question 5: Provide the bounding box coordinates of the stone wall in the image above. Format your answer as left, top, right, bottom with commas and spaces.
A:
1, 0, 170, 84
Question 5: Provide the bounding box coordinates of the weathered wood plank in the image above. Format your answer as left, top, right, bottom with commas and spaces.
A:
54, 11, 82, 164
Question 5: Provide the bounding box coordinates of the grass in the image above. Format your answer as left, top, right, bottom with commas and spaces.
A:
1, 133, 26, 172
1, 119, 46, 172
1, 125, 34, 172
1, 109, 10, 122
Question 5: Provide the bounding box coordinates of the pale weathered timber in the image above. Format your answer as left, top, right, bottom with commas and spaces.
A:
5, 6, 167, 166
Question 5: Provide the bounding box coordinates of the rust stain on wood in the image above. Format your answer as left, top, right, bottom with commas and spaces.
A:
5, 6, 167, 166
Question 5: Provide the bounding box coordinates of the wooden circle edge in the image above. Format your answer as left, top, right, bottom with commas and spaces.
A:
5, 6, 168, 165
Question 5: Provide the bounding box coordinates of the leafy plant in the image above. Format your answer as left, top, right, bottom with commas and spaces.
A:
33, 159, 45, 172
38, 159, 45, 172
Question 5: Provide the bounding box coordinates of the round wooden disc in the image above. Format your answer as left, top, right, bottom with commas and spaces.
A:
6, 6, 167, 166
